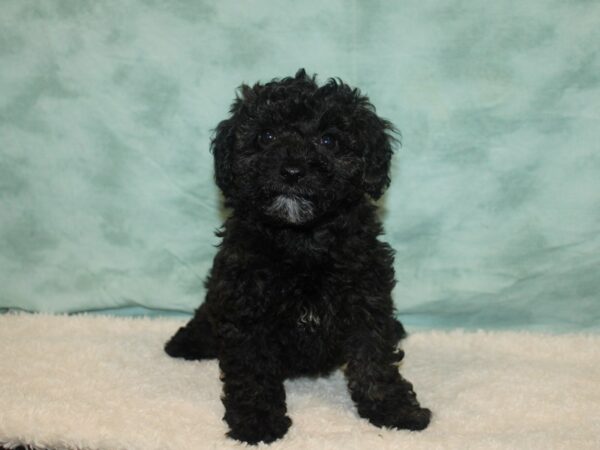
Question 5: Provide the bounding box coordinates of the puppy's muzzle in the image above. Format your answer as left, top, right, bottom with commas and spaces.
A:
266, 195, 314, 224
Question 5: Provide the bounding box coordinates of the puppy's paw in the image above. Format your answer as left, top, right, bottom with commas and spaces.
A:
355, 383, 432, 431
227, 412, 292, 445
164, 324, 217, 361
388, 405, 431, 431
361, 403, 431, 431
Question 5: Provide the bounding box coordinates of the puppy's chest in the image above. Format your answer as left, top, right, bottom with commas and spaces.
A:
260, 262, 360, 335
275, 280, 343, 335
296, 305, 321, 329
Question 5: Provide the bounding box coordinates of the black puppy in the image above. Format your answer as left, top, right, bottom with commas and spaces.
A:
165, 69, 431, 444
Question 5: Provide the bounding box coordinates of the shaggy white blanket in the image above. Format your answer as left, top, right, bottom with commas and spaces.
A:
1, 314, 599, 450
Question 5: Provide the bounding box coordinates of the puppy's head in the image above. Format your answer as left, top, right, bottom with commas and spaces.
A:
212, 69, 395, 226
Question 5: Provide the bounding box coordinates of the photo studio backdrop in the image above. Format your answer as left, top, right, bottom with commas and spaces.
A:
1, 0, 599, 331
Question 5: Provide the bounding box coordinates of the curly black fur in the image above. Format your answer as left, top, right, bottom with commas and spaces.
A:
165, 69, 431, 444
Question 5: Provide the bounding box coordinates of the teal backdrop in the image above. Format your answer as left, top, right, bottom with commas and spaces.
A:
1, 0, 599, 331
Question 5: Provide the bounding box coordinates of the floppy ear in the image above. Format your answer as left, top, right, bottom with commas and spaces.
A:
210, 84, 257, 198
357, 108, 396, 200
210, 115, 236, 198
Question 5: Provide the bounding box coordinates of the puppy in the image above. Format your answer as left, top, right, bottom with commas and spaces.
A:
165, 69, 431, 444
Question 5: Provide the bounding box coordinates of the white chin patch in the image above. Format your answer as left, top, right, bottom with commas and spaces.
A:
266, 195, 314, 224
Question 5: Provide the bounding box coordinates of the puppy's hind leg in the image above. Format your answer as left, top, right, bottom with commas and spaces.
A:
165, 302, 218, 360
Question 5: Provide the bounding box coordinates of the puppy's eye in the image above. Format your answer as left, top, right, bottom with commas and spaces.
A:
258, 130, 276, 145
319, 134, 336, 149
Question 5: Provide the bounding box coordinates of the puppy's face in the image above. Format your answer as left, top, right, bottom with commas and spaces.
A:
212, 70, 395, 226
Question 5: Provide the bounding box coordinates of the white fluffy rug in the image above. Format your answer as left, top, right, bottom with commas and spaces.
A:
1, 314, 599, 450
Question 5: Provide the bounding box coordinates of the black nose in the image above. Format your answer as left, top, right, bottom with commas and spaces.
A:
280, 164, 305, 183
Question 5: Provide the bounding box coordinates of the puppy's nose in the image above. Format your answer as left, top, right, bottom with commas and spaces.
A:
280, 164, 305, 183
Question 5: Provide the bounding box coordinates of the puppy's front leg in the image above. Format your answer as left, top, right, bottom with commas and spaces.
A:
344, 331, 431, 431
219, 333, 291, 444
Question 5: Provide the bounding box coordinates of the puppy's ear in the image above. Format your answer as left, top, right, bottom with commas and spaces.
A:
357, 107, 396, 200
211, 115, 236, 198
210, 84, 257, 197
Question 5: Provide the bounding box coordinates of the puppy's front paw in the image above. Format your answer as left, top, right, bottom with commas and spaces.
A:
226, 412, 292, 445
354, 382, 431, 431
360, 402, 432, 431
389, 405, 431, 431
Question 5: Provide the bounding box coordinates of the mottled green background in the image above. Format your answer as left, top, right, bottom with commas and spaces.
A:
1, 0, 599, 331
